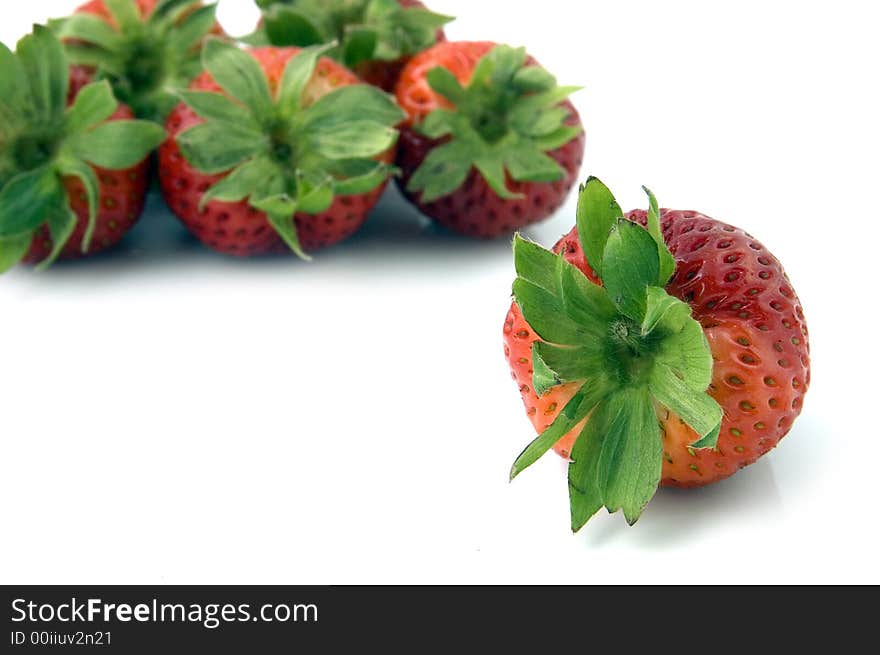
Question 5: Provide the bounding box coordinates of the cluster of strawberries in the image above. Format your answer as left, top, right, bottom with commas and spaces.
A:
0, 0, 811, 531
0, 0, 585, 266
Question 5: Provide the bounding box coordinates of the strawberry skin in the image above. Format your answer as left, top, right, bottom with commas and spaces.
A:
158, 47, 391, 256
395, 41, 585, 238
505, 209, 810, 488
22, 106, 150, 263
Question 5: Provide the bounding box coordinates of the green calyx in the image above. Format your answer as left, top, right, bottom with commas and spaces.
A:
509, 177, 722, 530
52, 0, 220, 121
175, 39, 405, 259
249, 0, 452, 69
0, 25, 165, 274
407, 44, 582, 203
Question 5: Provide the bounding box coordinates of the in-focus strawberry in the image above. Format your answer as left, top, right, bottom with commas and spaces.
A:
53, 0, 224, 121
395, 41, 585, 239
0, 26, 165, 273
249, 0, 452, 92
158, 40, 405, 258
505, 178, 810, 529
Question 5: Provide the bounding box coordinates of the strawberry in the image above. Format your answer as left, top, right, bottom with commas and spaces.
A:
250, 0, 452, 92
54, 0, 224, 121
394, 41, 585, 239
0, 26, 165, 273
506, 178, 810, 529
158, 40, 404, 258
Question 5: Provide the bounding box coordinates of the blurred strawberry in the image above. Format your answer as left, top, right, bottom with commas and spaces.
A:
0, 27, 164, 272
159, 41, 404, 257
395, 41, 584, 238
54, 0, 224, 121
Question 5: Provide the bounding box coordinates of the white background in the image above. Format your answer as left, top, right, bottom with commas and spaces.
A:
1, 0, 878, 584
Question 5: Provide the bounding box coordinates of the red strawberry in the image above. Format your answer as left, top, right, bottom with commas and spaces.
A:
0, 26, 165, 273
158, 41, 404, 258
394, 41, 585, 239
252, 0, 452, 92
506, 178, 809, 528
58, 0, 225, 121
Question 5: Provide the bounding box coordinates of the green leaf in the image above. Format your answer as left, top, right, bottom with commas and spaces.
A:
512, 66, 557, 93
0, 167, 62, 237
166, 4, 217, 53
277, 44, 334, 118
0, 41, 27, 104
302, 84, 405, 129
70, 120, 166, 169
642, 287, 691, 336
568, 410, 606, 531
308, 121, 398, 160
601, 220, 660, 321
558, 262, 618, 327
176, 122, 266, 174
474, 155, 520, 200
576, 176, 624, 278
296, 172, 334, 215
251, 191, 294, 215
153, 0, 202, 21
596, 387, 663, 525
418, 109, 458, 140
513, 234, 560, 293
643, 186, 676, 285
366, 0, 451, 60
178, 91, 260, 130
532, 342, 605, 395
533, 125, 582, 151
263, 6, 324, 47
202, 39, 274, 121
510, 384, 607, 481
37, 204, 78, 271
342, 26, 378, 69
55, 14, 125, 52
62, 44, 125, 76
56, 156, 99, 251
104, 0, 142, 32
265, 208, 310, 261
199, 156, 282, 209
654, 317, 714, 392
426, 66, 466, 105
514, 236, 616, 339
518, 106, 571, 139
690, 423, 721, 450
16, 25, 69, 126
512, 278, 589, 346
649, 362, 722, 445
332, 164, 391, 196
0, 42, 30, 134
504, 144, 565, 184
406, 140, 473, 202
65, 81, 119, 135
0, 234, 32, 274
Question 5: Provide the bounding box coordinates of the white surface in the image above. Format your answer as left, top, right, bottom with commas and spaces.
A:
1, 0, 878, 584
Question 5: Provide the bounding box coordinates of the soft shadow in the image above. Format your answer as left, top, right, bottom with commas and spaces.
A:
582, 459, 783, 549
12, 185, 516, 285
